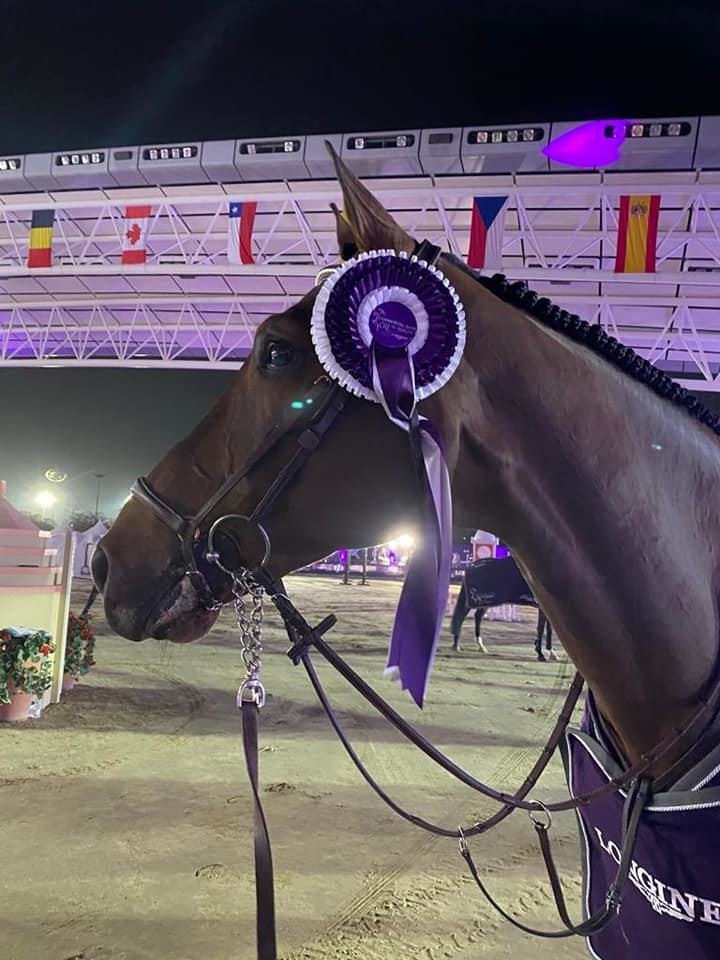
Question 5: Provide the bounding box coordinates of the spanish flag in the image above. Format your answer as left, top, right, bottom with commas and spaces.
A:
614, 195, 660, 273
27, 210, 55, 268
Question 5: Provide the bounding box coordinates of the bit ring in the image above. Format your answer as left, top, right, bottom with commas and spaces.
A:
206, 514, 271, 574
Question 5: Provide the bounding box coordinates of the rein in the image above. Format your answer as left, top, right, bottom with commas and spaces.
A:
232, 564, 718, 950
80, 584, 99, 618
127, 240, 720, 955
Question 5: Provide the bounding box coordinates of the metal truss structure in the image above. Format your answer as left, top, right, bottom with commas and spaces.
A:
4, 169, 720, 389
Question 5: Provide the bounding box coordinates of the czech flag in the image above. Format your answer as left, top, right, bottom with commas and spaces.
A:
614, 195, 661, 273
467, 196, 508, 270
27, 210, 54, 268
228, 201, 257, 265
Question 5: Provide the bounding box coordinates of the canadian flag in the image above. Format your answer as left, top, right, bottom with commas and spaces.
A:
121, 205, 151, 265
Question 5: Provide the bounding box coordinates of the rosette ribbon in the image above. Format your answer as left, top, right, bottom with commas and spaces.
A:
311, 250, 466, 706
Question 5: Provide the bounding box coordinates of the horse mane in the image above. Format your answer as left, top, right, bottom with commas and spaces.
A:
442, 253, 720, 438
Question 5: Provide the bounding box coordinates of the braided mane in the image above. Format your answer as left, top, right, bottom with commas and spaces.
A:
475, 271, 720, 438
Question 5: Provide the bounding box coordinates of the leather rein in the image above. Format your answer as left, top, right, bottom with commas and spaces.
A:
128, 241, 720, 957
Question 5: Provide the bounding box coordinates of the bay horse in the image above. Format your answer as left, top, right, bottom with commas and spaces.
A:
92, 148, 720, 956
450, 554, 557, 659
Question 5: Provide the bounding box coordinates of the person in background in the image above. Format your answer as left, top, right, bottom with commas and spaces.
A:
535, 608, 558, 661
491, 542, 520, 622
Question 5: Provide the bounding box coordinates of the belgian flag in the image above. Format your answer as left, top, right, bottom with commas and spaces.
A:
614, 195, 661, 273
27, 209, 55, 268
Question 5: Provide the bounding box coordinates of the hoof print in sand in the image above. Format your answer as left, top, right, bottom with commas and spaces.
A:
265, 781, 295, 793
194, 863, 229, 879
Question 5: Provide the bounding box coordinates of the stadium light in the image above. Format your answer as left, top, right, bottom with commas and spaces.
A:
35, 490, 56, 509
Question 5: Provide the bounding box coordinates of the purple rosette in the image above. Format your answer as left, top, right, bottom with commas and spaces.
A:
311, 250, 465, 706
312, 251, 464, 402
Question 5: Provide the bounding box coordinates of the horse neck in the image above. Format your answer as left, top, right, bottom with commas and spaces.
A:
438, 275, 720, 766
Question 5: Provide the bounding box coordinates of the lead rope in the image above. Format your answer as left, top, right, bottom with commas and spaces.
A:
229, 568, 277, 960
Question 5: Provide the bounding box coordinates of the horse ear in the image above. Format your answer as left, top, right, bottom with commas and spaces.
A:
326, 141, 414, 255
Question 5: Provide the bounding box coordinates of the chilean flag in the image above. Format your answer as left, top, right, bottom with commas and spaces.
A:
227, 201, 257, 265
121, 206, 151, 265
467, 196, 508, 270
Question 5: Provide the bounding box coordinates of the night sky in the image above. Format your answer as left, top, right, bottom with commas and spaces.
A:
0, 368, 235, 517
0, 1, 717, 519
1, 0, 716, 154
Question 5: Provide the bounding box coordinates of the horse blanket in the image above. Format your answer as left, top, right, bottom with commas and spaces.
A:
463, 555, 536, 608
562, 694, 720, 958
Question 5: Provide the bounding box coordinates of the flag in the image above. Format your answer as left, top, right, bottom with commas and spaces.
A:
614, 194, 661, 273
121, 206, 151, 265
467, 196, 508, 270
27, 210, 54, 268
228, 201, 257, 265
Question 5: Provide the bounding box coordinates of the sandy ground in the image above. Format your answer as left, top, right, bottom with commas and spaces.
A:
0, 577, 591, 960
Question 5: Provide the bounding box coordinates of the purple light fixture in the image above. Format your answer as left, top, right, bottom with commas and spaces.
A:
542, 120, 631, 169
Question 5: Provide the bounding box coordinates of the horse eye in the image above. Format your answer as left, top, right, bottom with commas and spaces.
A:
264, 340, 295, 369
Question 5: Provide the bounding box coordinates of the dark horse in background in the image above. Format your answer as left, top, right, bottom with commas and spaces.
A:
450, 555, 556, 660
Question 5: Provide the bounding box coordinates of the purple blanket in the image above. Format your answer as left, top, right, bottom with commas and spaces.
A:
464, 555, 535, 609
562, 695, 720, 958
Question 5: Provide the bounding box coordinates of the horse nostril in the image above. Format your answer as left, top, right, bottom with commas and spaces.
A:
91, 543, 109, 592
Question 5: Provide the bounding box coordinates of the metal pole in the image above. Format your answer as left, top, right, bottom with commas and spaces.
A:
94, 473, 105, 518
339, 549, 351, 586
359, 547, 369, 586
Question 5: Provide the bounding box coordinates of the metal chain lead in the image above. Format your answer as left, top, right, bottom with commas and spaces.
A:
231, 568, 267, 708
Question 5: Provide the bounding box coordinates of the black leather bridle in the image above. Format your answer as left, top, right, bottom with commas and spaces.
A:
130, 375, 348, 606
129, 240, 444, 602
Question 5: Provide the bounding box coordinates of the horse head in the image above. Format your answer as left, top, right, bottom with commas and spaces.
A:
93, 150, 463, 644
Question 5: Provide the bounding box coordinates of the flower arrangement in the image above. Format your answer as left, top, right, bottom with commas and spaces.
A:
64, 611, 96, 679
0, 628, 55, 704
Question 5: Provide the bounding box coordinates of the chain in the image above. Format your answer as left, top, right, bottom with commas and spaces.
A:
231, 568, 266, 708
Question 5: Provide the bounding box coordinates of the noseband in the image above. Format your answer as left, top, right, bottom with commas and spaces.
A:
130, 376, 348, 604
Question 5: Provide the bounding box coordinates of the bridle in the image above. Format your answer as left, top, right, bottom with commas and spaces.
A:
130, 374, 348, 609
129, 238, 444, 606
126, 242, 720, 958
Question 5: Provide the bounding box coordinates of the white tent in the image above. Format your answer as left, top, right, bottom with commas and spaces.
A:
49, 521, 108, 579
46, 527, 69, 570
72, 521, 108, 579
